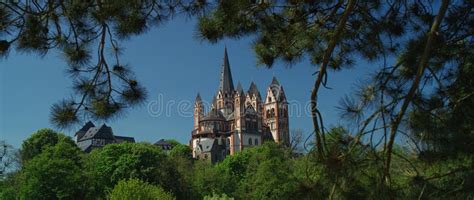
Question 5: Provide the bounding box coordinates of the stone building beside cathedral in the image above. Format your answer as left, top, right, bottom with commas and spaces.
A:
191, 48, 289, 163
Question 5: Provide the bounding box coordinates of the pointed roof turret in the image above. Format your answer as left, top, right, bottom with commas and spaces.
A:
75, 121, 95, 137
268, 77, 285, 100
235, 82, 244, 95
219, 47, 234, 93
195, 93, 202, 102
270, 76, 280, 86
248, 82, 261, 98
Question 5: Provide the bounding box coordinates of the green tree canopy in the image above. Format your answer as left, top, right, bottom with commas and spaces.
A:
108, 178, 175, 200
169, 143, 192, 159
165, 143, 195, 199
19, 138, 89, 199
86, 142, 180, 198
203, 193, 234, 200
20, 128, 74, 163
236, 142, 296, 200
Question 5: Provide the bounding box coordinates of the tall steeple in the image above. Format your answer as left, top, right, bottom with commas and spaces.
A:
195, 92, 202, 102
219, 47, 234, 93
271, 76, 280, 86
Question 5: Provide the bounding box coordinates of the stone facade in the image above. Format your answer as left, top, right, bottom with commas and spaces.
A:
191, 48, 289, 162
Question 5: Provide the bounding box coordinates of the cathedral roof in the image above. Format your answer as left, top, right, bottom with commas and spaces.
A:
75, 121, 95, 136
197, 138, 216, 153
79, 124, 115, 141
219, 47, 234, 93
202, 108, 225, 121
235, 82, 244, 96
247, 82, 261, 98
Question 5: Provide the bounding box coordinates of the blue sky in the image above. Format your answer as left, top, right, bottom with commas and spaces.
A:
0, 16, 374, 148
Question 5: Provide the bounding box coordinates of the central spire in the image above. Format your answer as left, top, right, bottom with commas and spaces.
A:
219, 47, 234, 93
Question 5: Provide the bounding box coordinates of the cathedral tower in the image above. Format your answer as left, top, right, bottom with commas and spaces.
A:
263, 77, 290, 145
231, 82, 245, 154
194, 93, 204, 130
246, 82, 263, 132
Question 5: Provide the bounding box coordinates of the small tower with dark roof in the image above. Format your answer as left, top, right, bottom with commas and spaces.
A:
194, 93, 204, 130
246, 82, 262, 112
264, 76, 289, 145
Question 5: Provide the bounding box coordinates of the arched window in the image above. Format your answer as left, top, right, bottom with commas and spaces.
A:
268, 97, 272, 102
266, 110, 271, 118
271, 108, 275, 118
255, 139, 259, 145
248, 138, 252, 145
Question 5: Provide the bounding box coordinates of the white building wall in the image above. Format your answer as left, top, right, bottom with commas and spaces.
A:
241, 133, 261, 147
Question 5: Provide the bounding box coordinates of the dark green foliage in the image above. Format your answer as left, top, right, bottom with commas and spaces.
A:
19, 138, 89, 199
3, 128, 474, 199
50, 100, 78, 129
191, 143, 298, 199
17, 15, 49, 54
0, 172, 22, 200
203, 193, 234, 200
62, 44, 91, 66
167, 144, 196, 200
0, 40, 10, 57
108, 178, 175, 200
236, 143, 297, 200
192, 160, 223, 198
169, 143, 192, 159
85, 142, 183, 198
20, 128, 75, 162
196, 1, 417, 68
86, 142, 165, 191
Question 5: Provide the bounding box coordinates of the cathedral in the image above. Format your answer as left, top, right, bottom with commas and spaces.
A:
191, 48, 289, 162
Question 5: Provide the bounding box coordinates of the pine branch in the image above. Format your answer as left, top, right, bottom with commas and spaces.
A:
311, 0, 357, 159
383, 0, 451, 185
